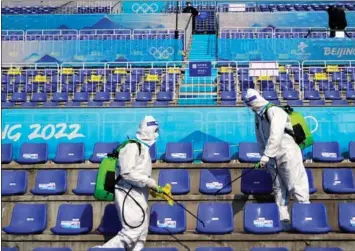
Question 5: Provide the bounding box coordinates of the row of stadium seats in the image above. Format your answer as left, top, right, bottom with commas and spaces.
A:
2, 141, 354, 164
2, 248, 347, 251
3, 202, 355, 235
3, 168, 354, 196
1, 6, 112, 15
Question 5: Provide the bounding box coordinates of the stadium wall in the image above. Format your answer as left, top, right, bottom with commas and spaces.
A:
2, 107, 355, 160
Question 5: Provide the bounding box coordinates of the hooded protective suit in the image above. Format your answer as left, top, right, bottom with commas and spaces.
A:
97, 115, 159, 250
244, 89, 309, 221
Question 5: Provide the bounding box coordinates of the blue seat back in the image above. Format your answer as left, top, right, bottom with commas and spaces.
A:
33, 248, 72, 251
196, 203, 233, 234
291, 203, 330, 230
338, 202, 355, 233
241, 169, 273, 195
149, 203, 186, 233
54, 143, 84, 163
2, 143, 13, 163
54, 204, 93, 230
88, 248, 125, 251
244, 203, 281, 232
350, 142, 355, 161
199, 169, 231, 195
158, 169, 190, 195
7, 203, 47, 231
18, 143, 48, 163
2, 248, 19, 251
250, 248, 289, 251
313, 142, 343, 161
202, 142, 230, 162
238, 142, 261, 163
2, 170, 28, 195
304, 248, 343, 251
142, 249, 178, 251
90, 142, 119, 163
74, 170, 98, 195
195, 248, 233, 251
32, 170, 67, 194
150, 143, 157, 163
323, 168, 355, 191
165, 142, 193, 163
97, 204, 122, 235
306, 169, 317, 194
309, 100, 325, 106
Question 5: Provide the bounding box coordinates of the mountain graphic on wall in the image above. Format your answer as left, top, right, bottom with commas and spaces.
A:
35, 54, 62, 64
85, 17, 123, 29
156, 24, 165, 29
179, 130, 226, 144
24, 53, 41, 62
57, 24, 70, 29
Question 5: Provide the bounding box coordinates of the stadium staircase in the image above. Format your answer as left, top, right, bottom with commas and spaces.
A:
179, 34, 217, 105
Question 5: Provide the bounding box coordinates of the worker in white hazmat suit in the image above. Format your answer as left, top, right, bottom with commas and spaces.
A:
244, 89, 310, 223
94, 115, 163, 250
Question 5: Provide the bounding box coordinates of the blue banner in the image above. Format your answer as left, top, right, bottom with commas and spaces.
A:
189, 62, 212, 77
122, 1, 166, 13
2, 107, 355, 160
218, 38, 355, 61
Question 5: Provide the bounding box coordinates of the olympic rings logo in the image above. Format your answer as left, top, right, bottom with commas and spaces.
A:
132, 3, 159, 13
149, 47, 174, 59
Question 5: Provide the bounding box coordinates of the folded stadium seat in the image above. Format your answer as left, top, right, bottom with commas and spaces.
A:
73, 92, 89, 102
350, 142, 355, 162
164, 142, 193, 163
88, 248, 125, 251
153, 101, 169, 107
331, 100, 348, 106
196, 202, 234, 234
87, 101, 103, 107
31, 93, 47, 103
306, 169, 317, 194
195, 248, 233, 251
143, 82, 157, 92
65, 101, 81, 107
94, 92, 110, 102
332, 72, 347, 82
132, 101, 148, 107
338, 203, 355, 233
221, 91, 236, 101
282, 90, 299, 100
51, 204, 93, 235
202, 142, 231, 163
22, 102, 36, 107
16, 143, 48, 164
110, 101, 126, 107
31, 169, 67, 195
312, 142, 344, 162
2, 203, 47, 234
304, 248, 343, 251
89, 142, 120, 163
2, 248, 18, 251
339, 82, 354, 91
2, 170, 28, 196
142, 248, 178, 251
149, 203, 186, 234
309, 67, 324, 74
346, 90, 355, 100
318, 82, 335, 91
250, 248, 289, 251
287, 100, 303, 106
244, 203, 282, 234
10, 92, 26, 103
238, 142, 261, 163
241, 168, 273, 194
2, 143, 13, 164
72, 170, 98, 195
150, 143, 157, 163
261, 82, 275, 91
136, 92, 153, 102
301, 81, 314, 91
291, 203, 331, 234
199, 169, 232, 195
278, 73, 291, 82
157, 92, 173, 101
324, 90, 341, 100
97, 204, 122, 235
53, 143, 85, 163
33, 248, 72, 251
158, 169, 190, 195
323, 168, 355, 194
309, 100, 325, 106
304, 90, 320, 100
115, 92, 131, 102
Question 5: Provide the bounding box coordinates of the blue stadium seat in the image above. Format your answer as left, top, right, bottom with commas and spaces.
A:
88, 101, 103, 107
88, 249, 125, 251
132, 101, 148, 107
250, 248, 289, 251
2, 203, 47, 234
136, 92, 152, 101
22, 102, 36, 107
346, 90, 355, 100
309, 100, 325, 106
199, 169, 232, 195
110, 101, 126, 107
89, 142, 119, 163
52, 93, 68, 102
31, 170, 67, 195
350, 142, 355, 162
142, 249, 178, 251
238, 142, 261, 163
31, 93, 47, 102
94, 92, 110, 102
287, 100, 303, 106
291, 203, 331, 234
324, 91, 341, 100
338, 203, 355, 233
157, 92, 173, 101
244, 203, 282, 234
312, 142, 344, 162
202, 142, 231, 163
150, 143, 157, 163
10, 92, 26, 102
2, 170, 28, 196
241, 169, 273, 195
164, 142, 193, 163
72, 170, 98, 195
73, 92, 89, 102
16, 143, 48, 164
331, 100, 348, 106
221, 91, 236, 101
2, 143, 13, 164
304, 248, 343, 251
51, 204, 93, 235
158, 169, 190, 195
282, 90, 299, 100
323, 168, 355, 194
196, 203, 234, 234
306, 169, 317, 194
53, 143, 85, 163
196, 248, 233, 251
97, 204, 122, 235
153, 101, 169, 106
33, 248, 72, 251
149, 203, 186, 234
304, 90, 320, 100
2, 248, 19, 251
43, 101, 58, 107
262, 91, 278, 100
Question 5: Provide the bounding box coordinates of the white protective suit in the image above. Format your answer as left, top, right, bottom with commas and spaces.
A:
96, 115, 159, 250
244, 89, 310, 221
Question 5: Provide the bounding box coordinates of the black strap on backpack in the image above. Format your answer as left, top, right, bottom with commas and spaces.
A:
264, 104, 296, 140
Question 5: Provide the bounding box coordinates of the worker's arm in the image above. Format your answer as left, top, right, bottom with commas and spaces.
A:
263, 107, 288, 158
119, 143, 156, 188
